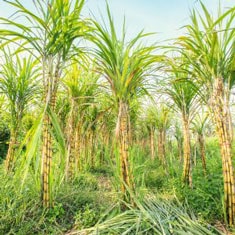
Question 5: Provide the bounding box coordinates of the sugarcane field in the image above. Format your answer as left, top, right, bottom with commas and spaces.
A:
0, 0, 235, 234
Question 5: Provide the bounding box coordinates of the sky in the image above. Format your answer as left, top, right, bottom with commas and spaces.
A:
84, 0, 234, 42
0, 0, 234, 43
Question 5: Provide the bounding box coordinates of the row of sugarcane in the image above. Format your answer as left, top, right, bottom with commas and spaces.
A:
0, 0, 235, 226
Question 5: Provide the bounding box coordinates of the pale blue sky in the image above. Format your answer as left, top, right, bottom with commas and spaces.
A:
0, 0, 234, 42
84, 0, 234, 41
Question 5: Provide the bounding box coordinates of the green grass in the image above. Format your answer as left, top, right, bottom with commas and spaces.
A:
0, 137, 230, 234
0, 167, 112, 235
142, 138, 224, 223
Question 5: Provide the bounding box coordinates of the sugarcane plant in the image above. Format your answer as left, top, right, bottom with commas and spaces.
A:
191, 111, 210, 176
155, 104, 171, 167
89, 5, 157, 203
145, 103, 171, 165
0, 0, 89, 208
176, 3, 235, 225
63, 60, 100, 179
173, 121, 183, 162
146, 106, 157, 160
163, 60, 199, 187
0, 49, 39, 172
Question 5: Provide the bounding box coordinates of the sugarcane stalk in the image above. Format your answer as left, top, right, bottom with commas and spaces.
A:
182, 113, 192, 188
41, 59, 61, 208
150, 126, 155, 160
118, 101, 135, 204
66, 99, 76, 180
5, 130, 17, 172
211, 77, 235, 225
198, 133, 207, 176
75, 124, 81, 172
